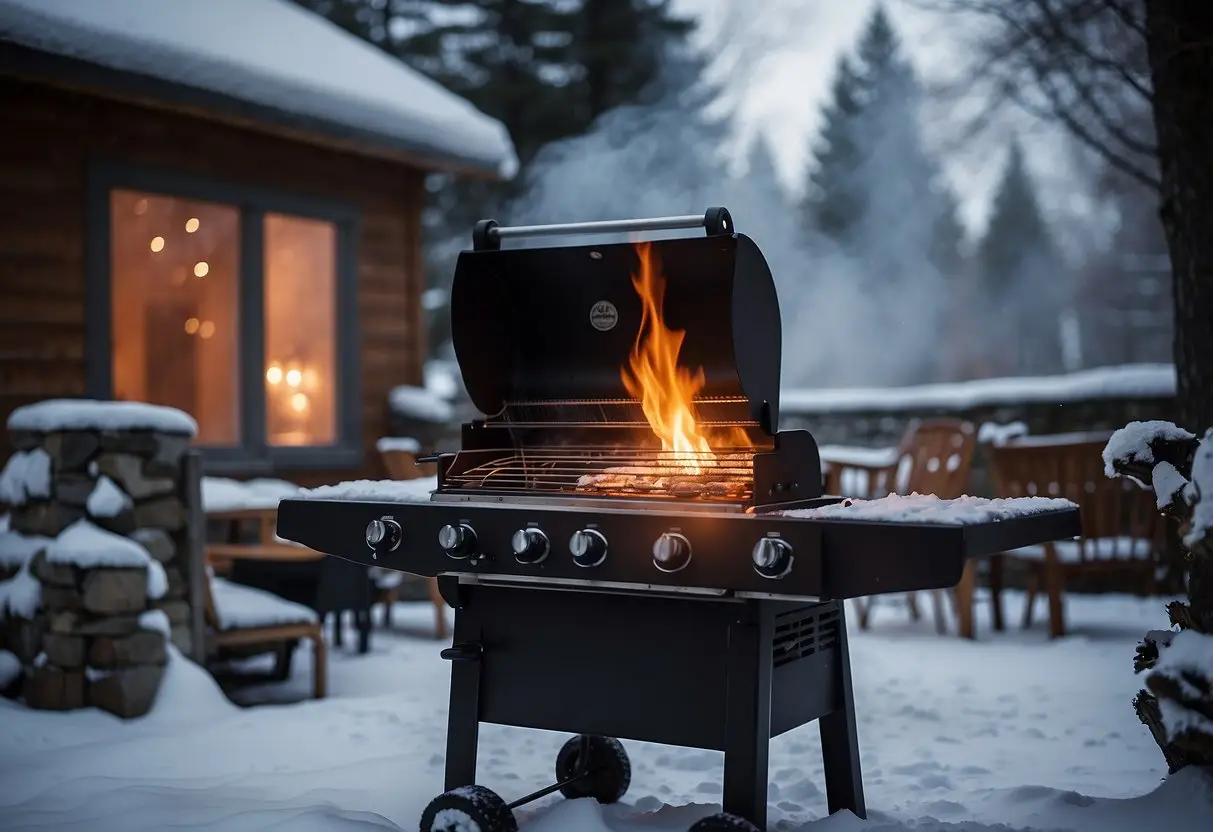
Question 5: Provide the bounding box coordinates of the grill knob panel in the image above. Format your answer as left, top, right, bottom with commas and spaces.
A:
653, 532, 692, 573
569, 529, 608, 568
438, 523, 477, 559
752, 537, 794, 579
511, 528, 550, 565
365, 517, 402, 556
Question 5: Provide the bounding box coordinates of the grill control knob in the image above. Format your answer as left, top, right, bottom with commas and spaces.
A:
438, 523, 477, 559
752, 537, 794, 579
653, 532, 692, 573
365, 517, 402, 556
569, 529, 608, 568
511, 528, 550, 565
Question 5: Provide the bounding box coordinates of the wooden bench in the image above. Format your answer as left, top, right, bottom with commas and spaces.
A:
203, 568, 326, 699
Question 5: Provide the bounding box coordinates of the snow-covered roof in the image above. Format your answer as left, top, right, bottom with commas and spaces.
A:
781, 364, 1175, 414
0, 0, 517, 178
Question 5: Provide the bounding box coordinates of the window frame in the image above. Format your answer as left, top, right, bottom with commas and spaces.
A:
85, 160, 363, 474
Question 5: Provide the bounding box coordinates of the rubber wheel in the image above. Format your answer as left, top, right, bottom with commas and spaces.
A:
688, 812, 762, 831
419, 785, 518, 832
554, 735, 632, 803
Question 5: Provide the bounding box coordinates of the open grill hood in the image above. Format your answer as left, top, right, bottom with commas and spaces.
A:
449, 209, 784, 433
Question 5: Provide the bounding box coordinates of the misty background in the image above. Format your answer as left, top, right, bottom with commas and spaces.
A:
294, 0, 1172, 390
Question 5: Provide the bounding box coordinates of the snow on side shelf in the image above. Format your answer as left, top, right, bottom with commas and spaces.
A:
86, 476, 132, 518
388, 385, 454, 423
201, 477, 301, 513
7, 398, 197, 436
781, 363, 1175, 414
297, 477, 437, 503
375, 436, 422, 454
46, 521, 167, 600
781, 493, 1075, 524
1102, 420, 1196, 479
0, 449, 51, 506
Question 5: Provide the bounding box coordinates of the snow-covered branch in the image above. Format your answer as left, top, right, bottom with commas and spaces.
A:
1106, 420, 1213, 772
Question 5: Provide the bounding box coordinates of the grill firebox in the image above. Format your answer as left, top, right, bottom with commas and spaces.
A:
275, 209, 1081, 832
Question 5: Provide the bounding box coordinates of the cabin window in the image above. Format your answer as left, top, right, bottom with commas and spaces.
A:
110, 190, 243, 446
93, 167, 360, 472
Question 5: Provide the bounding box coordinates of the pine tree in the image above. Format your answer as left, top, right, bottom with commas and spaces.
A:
801, 55, 865, 244
796, 3, 966, 383
801, 4, 963, 280
978, 137, 1067, 374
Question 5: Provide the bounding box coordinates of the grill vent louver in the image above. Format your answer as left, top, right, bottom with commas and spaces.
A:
772, 606, 840, 668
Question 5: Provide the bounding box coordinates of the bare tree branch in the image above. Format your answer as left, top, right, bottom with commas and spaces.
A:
906, 0, 1159, 188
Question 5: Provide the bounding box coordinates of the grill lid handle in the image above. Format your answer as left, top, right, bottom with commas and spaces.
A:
471, 207, 733, 252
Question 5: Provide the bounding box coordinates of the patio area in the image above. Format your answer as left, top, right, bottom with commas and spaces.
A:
1, 591, 1208, 832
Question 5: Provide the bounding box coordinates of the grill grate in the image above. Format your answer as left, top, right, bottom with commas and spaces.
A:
441, 446, 756, 502
772, 606, 840, 667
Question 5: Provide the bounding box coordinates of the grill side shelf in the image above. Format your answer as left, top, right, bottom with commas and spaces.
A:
812, 507, 1081, 599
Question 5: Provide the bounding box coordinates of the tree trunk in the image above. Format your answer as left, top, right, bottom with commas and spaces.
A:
1144, 1, 1213, 431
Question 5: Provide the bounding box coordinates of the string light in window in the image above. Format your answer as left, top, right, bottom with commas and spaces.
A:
290, 392, 310, 413
184, 317, 200, 335
193, 261, 209, 278
285, 369, 302, 388
150, 236, 165, 253
185, 217, 200, 233
199, 320, 216, 339
266, 365, 283, 384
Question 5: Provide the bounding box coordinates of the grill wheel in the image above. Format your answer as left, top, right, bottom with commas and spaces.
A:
419, 784, 518, 832
554, 734, 632, 803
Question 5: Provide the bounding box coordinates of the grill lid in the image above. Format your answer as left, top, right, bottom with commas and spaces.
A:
449, 208, 783, 431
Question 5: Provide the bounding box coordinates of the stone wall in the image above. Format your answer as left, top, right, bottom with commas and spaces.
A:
779, 365, 1178, 495
0, 401, 199, 718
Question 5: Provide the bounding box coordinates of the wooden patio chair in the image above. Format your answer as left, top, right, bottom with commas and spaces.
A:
987, 437, 1164, 638
848, 419, 979, 635
202, 567, 327, 699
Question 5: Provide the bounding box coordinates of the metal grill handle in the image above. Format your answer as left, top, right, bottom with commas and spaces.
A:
471, 207, 733, 251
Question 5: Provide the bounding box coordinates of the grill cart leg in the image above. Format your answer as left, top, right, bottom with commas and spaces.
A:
719, 609, 773, 830
818, 603, 865, 818
441, 629, 483, 790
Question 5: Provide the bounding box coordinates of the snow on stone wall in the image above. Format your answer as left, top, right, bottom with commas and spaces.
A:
0, 402, 201, 718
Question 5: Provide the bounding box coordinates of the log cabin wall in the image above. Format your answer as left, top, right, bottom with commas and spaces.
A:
0, 75, 426, 486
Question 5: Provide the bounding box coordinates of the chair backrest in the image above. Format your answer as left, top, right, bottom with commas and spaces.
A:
986, 437, 1162, 562
899, 419, 978, 499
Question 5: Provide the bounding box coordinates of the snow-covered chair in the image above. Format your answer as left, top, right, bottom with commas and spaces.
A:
987, 437, 1164, 638
203, 568, 326, 698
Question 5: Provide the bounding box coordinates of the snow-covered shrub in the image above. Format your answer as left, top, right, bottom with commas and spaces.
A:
1104, 421, 1213, 770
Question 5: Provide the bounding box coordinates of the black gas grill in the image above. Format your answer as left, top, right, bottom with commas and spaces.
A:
276, 209, 1080, 832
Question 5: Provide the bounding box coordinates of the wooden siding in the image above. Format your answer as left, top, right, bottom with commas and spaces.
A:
0, 76, 426, 485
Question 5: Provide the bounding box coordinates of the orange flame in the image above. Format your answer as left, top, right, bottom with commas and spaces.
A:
621, 242, 717, 474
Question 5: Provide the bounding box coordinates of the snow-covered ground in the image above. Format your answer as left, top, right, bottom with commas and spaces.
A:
1, 591, 1210, 831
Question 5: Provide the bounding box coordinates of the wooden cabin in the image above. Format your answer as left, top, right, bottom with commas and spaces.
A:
0, 0, 515, 485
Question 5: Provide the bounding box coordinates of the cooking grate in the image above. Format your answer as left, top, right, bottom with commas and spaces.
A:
441, 445, 757, 502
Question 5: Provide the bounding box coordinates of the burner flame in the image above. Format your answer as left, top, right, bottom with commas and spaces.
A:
621, 242, 718, 475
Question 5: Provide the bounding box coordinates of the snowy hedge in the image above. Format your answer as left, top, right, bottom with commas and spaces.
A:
1104, 420, 1213, 770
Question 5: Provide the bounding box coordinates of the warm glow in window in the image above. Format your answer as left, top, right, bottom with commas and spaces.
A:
110, 190, 241, 445
264, 213, 338, 446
